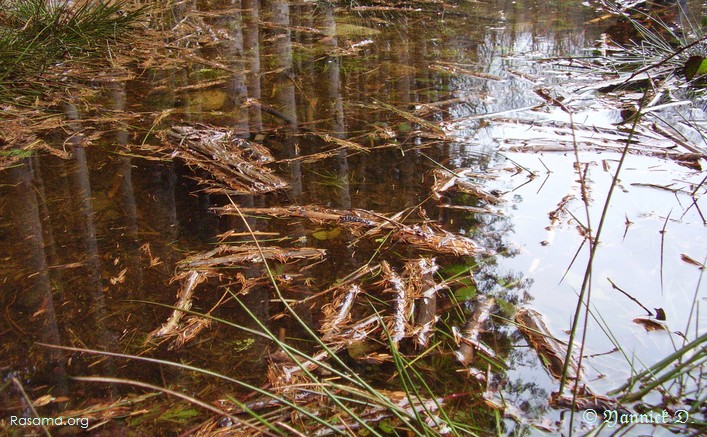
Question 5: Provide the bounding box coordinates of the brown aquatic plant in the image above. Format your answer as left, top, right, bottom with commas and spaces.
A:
320, 284, 363, 341
213, 204, 485, 256
159, 124, 288, 194
515, 308, 620, 412
454, 296, 496, 366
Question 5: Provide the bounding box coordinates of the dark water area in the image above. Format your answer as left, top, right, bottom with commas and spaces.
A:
1, 0, 706, 435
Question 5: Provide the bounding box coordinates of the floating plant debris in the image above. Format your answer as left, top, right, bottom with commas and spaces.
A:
516, 308, 620, 412
148, 270, 209, 341
149, 245, 326, 347
455, 296, 496, 366
320, 284, 363, 341
214, 205, 485, 256
3, 0, 705, 435
431, 168, 503, 205
632, 317, 668, 332
515, 308, 580, 384
159, 124, 288, 194
177, 245, 326, 270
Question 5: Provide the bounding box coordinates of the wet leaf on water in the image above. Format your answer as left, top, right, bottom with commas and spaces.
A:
675, 152, 703, 166
683, 55, 707, 81
32, 394, 55, 407
680, 253, 705, 269
454, 285, 477, 301
378, 418, 396, 433
398, 121, 412, 133
231, 337, 255, 352
654, 308, 666, 321
312, 227, 342, 240
347, 340, 378, 360
633, 317, 667, 332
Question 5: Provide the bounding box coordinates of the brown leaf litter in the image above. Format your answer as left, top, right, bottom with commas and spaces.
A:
159, 123, 288, 194
515, 307, 619, 412
213, 205, 485, 256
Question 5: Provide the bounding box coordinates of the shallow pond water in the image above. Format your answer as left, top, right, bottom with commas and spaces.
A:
1, 0, 705, 435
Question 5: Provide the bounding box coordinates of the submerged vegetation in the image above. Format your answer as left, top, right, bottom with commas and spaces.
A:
0, 0, 705, 435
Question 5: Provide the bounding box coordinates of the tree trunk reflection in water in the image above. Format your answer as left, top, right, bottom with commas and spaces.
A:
266, 0, 302, 200
393, 23, 418, 209
214, 0, 250, 135
63, 104, 105, 312
5, 159, 67, 394
243, 0, 263, 130
108, 82, 144, 296
136, 4, 185, 255
321, 3, 352, 210
62, 103, 117, 381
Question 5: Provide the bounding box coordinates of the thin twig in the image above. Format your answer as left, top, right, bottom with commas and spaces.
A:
659, 210, 672, 294
607, 278, 653, 316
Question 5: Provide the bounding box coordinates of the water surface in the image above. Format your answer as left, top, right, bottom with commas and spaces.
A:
1, 0, 705, 434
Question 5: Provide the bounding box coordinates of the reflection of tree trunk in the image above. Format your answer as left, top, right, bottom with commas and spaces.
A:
62, 105, 116, 385
7, 161, 53, 309
5, 159, 67, 393
267, 0, 302, 200
262, 0, 310, 331
395, 24, 413, 105
32, 155, 61, 284
136, 62, 180, 263
243, 0, 263, 131
212, 0, 250, 135
63, 104, 106, 316
321, 4, 351, 210
118, 160, 138, 237
108, 82, 143, 295
268, 0, 297, 128
393, 26, 416, 208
